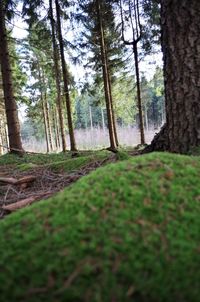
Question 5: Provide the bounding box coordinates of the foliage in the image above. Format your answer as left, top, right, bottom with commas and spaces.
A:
0, 152, 199, 301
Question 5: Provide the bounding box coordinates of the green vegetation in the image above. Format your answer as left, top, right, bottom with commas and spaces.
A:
0, 150, 111, 170
0, 152, 199, 301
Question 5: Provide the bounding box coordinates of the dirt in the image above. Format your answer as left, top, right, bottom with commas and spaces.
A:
0, 157, 115, 219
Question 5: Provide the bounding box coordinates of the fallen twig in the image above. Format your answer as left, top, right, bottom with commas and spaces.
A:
2, 192, 52, 212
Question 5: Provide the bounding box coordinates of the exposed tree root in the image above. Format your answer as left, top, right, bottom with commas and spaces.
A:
143, 124, 169, 153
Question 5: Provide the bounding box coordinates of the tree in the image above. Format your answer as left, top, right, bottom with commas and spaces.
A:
49, 0, 67, 152
0, 0, 23, 154
75, 0, 127, 150
55, 0, 77, 151
148, 0, 200, 154
120, 0, 145, 144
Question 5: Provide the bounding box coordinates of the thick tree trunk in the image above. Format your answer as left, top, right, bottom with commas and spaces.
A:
49, 0, 66, 152
149, 0, 200, 153
0, 121, 3, 155
96, 0, 117, 151
55, 0, 77, 151
0, 1, 23, 154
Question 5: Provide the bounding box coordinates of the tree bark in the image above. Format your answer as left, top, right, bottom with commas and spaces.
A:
49, 0, 66, 152
44, 94, 53, 152
107, 67, 119, 146
148, 0, 200, 153
133, 43, 145, 145
55, 0, 77, 151
96, 0, 117, 151
0, 1, 23, 154
38, 64, 49, 153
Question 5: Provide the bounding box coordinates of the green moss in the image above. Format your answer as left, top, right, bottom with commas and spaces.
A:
47, 157, 93, 172
44, 151, 110, 172
17, 162, 38, 171
0, 152, 200, 301
0, 150, 111, 171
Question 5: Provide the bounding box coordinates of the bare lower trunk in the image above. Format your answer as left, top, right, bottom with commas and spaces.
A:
55, 107, 61, 149
89, 106, 93, 130
42, 97, 49, 153
101, 107, 105, 131
148, 0, 200, 153
55, 0, 77, 151
96, 0, 117, 151
49, 0, 66, 152
107, 70, 119, 146
0, 124, 3, 155
44, 97, 53, 152
0, 1, 23, 154
52, 107, 58, 150
133, 43, 145, 145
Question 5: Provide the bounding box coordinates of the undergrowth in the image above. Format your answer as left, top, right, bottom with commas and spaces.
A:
0, 152, 200, 301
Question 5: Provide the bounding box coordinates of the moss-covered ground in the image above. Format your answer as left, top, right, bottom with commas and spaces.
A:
0, 152, 200, 301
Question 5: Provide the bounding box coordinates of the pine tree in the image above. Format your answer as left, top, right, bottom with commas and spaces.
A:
147, 0, 200, 153
0, 0, 24, 154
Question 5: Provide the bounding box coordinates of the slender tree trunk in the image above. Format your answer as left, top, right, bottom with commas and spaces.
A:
52, 107, 58, 150
101, 107, 105, 131
42, 97, 50, 153
144, 104, 149, 131
146, 0, 200, 154
55, 0, 77, 151
107, 70, 119, 146
89, 106, 93, 130
55, 107, 61, 149
133, 43, 145, 145
0, 1, 23, 154
49, 0, 66, 152
96, 0, 117, 151
44, 92, 53, 152
38, 65, 49, 152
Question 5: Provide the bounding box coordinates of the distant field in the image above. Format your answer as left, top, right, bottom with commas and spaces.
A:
22, 126, 159, 153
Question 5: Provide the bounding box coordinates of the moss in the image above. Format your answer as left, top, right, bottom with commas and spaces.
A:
0, 152, 200, 301
0, 150, 111, 170
17, 163, 38, 171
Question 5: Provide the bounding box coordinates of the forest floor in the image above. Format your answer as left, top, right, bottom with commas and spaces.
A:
0, 149, 139, 218
0, 151, 200, 301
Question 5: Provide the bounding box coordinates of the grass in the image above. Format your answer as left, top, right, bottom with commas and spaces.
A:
0, 152, 200, 301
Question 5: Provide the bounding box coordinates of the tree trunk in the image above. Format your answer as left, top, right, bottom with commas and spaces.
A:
89, 106, 93, 130
49, 0, 66, 152
0, 122, 3, 155
42, 96, 50, 153
107, 68, 119, 146
101, 107, 105, 131
55, 0, 77, 151
96, 0, 117, 151
144, 104, 149, 131
38, 65, 49, 152
44, 92, 53, 152
148, 0, 200, 153
0, 1, 23, 154
52, 107, 58, 150
133, 43, 145, 145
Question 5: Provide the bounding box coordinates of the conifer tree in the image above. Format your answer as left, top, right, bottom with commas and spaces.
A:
0, 0, 23, 154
